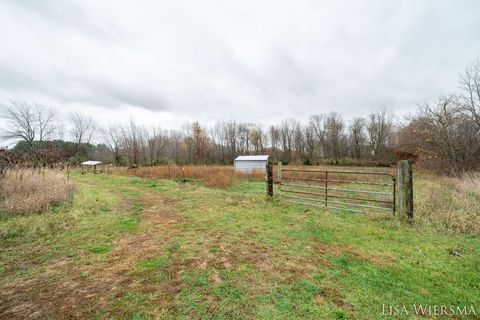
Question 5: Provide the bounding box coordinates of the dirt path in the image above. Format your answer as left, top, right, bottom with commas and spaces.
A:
0, 184, 181, 319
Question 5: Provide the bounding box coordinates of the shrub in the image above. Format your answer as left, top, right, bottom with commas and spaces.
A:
0, 169, 75, 215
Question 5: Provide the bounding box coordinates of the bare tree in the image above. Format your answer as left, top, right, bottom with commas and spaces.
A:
121, 119, 142, 167
397, 96, 480, 173
460, 59, 480, 131
70, 112, 96, 146
143, 126, 167, 165
279, 119, 296, 162
36, 106, 56, 141
191, 122, 208, 163
70, 112, 96, 158
101, 125, 122, 165
139, 129, 148, 166
309, 114, 326, 158
225, 121, 237, 160
303, 123, 316, 164
1, 101, 56, 146
213, 122, 228, 163
348, 118, 366, 159
237, 123, 253, 154
366, 109, 393, 161
292, 121, 307, 163
268, 125, 280, 160
324, 112, 346, 159
250, 124, 266, 154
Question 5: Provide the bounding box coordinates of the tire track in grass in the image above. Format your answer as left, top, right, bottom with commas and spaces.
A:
0, 180, 184, 319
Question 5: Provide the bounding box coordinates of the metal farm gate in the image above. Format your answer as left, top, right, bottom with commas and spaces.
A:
278, 167, 396, 214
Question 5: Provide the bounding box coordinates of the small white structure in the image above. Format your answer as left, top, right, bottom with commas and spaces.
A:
234, 155, 269, 172
81, 160, 103, 174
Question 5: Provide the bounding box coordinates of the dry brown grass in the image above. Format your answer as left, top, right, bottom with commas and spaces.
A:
113, 165, 264, 189
415, 170, 480, 236
204, 171, 234, 189
0, 169, 75, 215
453, 172, 480, 197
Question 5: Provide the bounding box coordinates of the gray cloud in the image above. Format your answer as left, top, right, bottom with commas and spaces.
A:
0, 0, 479, 127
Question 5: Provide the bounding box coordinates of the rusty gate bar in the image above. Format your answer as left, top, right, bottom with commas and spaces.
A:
280, 189, 393, 205
279, 167, 396, 214
280, 183, 391, 195
282, 176, 391, 186
284, 200, 374, 214
282, 168, 396, 177
281, 194, 392, 211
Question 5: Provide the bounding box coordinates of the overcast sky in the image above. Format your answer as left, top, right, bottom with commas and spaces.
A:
0, 0, 479, 130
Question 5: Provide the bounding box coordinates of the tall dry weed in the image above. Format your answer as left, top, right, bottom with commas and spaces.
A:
415, 171, 480, 236
204, 171, 235, 189
453, 173, 480, 197
0, 169, 75, 215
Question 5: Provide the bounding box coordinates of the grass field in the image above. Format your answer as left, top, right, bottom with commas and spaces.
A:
1, 170, 479, 319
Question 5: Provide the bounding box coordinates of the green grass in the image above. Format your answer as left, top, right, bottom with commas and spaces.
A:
86, 244, 112, 254
136, 256, 171, 270
0, 171, 479, 319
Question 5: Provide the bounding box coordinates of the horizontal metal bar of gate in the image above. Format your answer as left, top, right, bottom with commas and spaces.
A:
280, 188, 393, 204
285, 200, 372, 214
282, 176, 391, 186
281, 194, 392, 211
280, 183, 391, 196
282, 168, 395, 179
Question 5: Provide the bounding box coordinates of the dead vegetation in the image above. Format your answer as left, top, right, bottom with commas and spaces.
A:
0, 169, 74, 215
114, 165, 264, 189
453, 172, 480, 197
204, 171, 235, 189
415, 171, 480, 236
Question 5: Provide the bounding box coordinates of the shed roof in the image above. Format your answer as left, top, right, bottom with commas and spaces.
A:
81, 160, 102, 166
234, 155, 269, 161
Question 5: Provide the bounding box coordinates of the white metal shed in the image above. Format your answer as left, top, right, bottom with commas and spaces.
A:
234, 155, 269, 172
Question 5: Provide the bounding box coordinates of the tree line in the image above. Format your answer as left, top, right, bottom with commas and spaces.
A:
0, 103, 397, 167
1, 60, 479, 174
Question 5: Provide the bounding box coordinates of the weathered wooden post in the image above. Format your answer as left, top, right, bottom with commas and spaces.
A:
277, 161, 282, 199
397, 160, 414, 219
266, 163, 273, 197
277, 161, 282, 182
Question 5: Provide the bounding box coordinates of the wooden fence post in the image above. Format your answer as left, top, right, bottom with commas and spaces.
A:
277, 161, 282, 183
397, 160, 413, 219
266, 163, 273, 197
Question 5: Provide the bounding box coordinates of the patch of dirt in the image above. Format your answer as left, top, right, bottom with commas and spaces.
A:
184, 237, 276, 275
0, 188, 182, 319
321, 287, 352, 309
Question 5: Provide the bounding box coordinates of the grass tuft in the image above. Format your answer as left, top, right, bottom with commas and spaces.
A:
136, 256, 170, 270
86, 244, 112, 254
